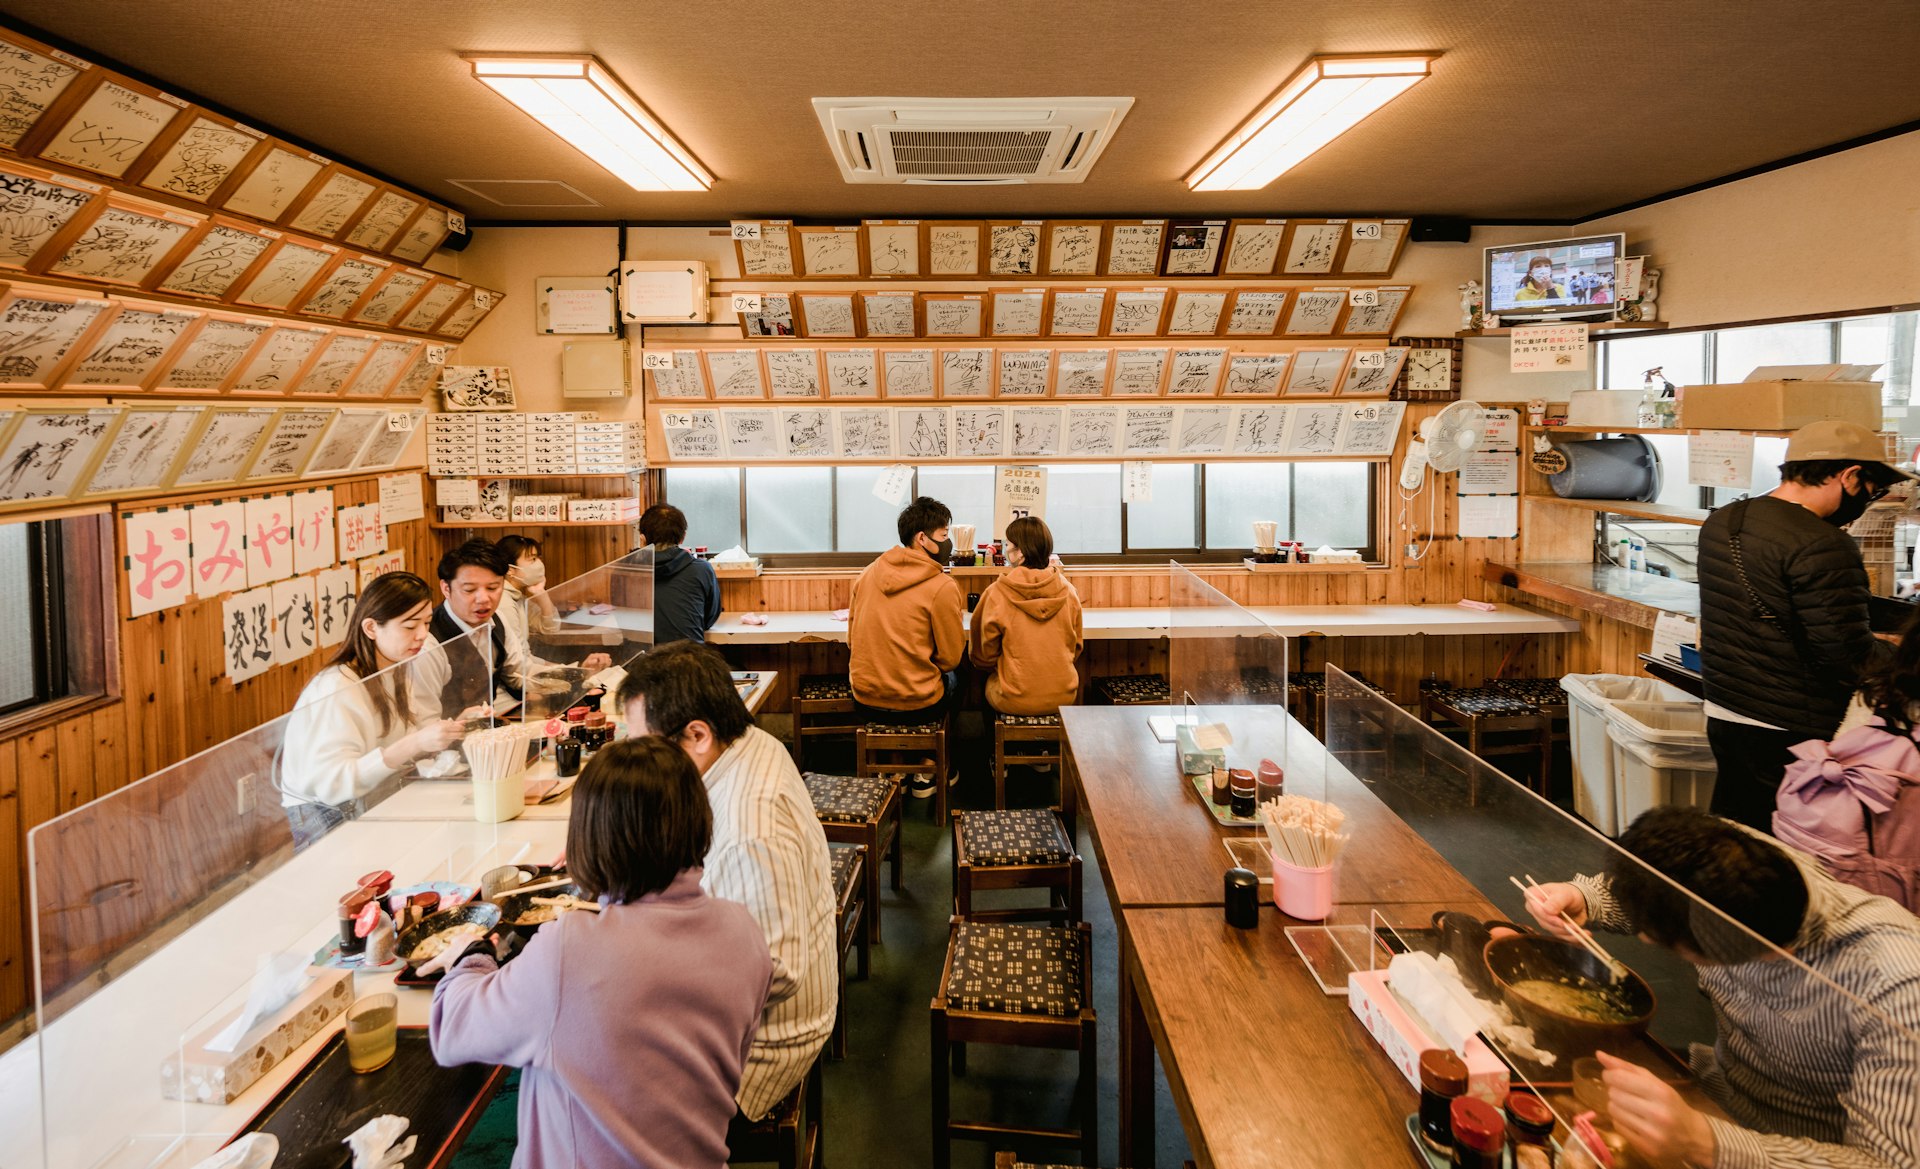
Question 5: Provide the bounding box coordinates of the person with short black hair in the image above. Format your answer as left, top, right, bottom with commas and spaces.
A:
421, 538, 520, 717
640, 503, 722, 647
1696, 420, 1911, 831
848, 498, 965, 793
971, 516, 1083, 715
616, 642, 835, 1121
429, 737, 773, 1169
1525, 805, 1920, 1169
495, 534, 562, 652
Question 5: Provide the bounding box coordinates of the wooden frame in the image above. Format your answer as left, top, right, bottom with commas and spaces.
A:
0, 404, 125, 511
295, 253, 390, 320
880, 348, 936, 398
858, 290, 919, 338
733, 220, 799, 279
350, 265, 435, 327
1161, 220, 1227, 277
0, 161, 103, 271
986, 288, 1046, 338
352, 408, 426, 470
1281, 346, 1353, 396
388, 203, 452, 263
1278, 220, 1347, 276
74, 402, 212, 500
290, 330, 381, 396
1045, 287, 1108, 338
433, 286, 502, 340
342, 186, 425, 253
993, 348, 1053, 398
1338, 346, 1409, 397
1044, 221, 1103, 277
986, 221, 1044, 278
132, 110, 267, 204
1222, 352, 1290, 397
1105, 288, 1168, 337
0, 29, 89, 151
238, 405, 333, 481
150, 312, 273, 394
937, 348, 992, 399
283, 164, 380, 239
1221, 288, 1289, 338
0, 285, 111, 390
861, 220, 921, 279
386, 348, 440, 400
922, 293, 985, 338
1165, 347, 1228, 396
765, 348, 824, 398
823, 348, 881, 399
739, 291, 798, 338
218, 141, 329, 222
794, 225, 864, 279
704, 348, 768, 399
1281, 288, 1349, 338
232, 236, 338, 310
923, 222, 983, 278
55, 299, 201, 392
226, 323, 332, 395
1054, 348, 1111, 397
1338, 285, 1411, 337
31, 71, 185, 180
41, 194, 202, 288
1102, 220, 1166, 276
341, 338, 424, 398
394, 276, 467, 333
1335, 218, 1412, 277
300, 406, 388, 477
1108, 348, 1169, 396
1164, 290, 1228, 337
795, 291, 861, 339
150, 215, 277, 300
1221, 219, 1288, 277
646, 348, 712, 400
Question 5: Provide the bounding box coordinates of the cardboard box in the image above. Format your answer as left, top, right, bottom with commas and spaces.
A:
1679, 380, 1882, 431
1346, 968, 1509, 1102
160, 968, 352, 1104
569, 498, 640, 522
1566, 389, 1645, 428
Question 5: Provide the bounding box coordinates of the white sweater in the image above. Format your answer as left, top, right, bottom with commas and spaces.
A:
279, 664, 419, 807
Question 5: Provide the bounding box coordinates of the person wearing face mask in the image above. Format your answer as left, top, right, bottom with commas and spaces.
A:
279, 572, 465, 844
1696, 421, 1911, 832
971, 516, 1083, 716
496, 535, 562, 651
849, 497, 965, 796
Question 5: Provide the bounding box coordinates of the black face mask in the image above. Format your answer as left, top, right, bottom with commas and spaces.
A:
1827, 485, 1872, 528
925, 535, 954, 563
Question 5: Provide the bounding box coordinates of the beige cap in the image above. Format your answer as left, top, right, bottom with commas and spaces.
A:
1784, 420, 1914, 479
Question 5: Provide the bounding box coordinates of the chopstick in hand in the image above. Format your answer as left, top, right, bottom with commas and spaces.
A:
1511, 875, 1628, 981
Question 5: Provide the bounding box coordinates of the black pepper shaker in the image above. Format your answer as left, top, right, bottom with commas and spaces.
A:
1224, 867, 1259, 928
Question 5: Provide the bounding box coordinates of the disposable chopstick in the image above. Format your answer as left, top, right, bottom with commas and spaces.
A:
1511, 875, 1628, 980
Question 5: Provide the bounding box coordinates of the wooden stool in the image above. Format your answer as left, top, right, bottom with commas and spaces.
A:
725, 1054, 823, 1169
990, 712, 1064, 810
792, 674, 859, 771
1420, 686, 1551, 796
804, 771, 903, 943
930, 919, 1096, 1169
1489, 677, 1570, 791
952, 809, 1081, 925
827, 842, 868, 1059
1091, 673, 1169, 706
856, 715, 952, 822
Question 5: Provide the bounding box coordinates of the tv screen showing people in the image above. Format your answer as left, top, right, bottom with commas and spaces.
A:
1484, 234, 1625, 316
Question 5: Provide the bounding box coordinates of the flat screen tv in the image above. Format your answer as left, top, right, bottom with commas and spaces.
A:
1483, 233, 1626, 320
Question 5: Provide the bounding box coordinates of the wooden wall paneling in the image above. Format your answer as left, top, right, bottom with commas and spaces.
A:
0, 738, 22, 1022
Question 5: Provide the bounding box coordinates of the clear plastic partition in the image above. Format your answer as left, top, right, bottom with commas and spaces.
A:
515, 547, 654, 723
27, 623, 561, 1169
1322, 666, 1920, 1167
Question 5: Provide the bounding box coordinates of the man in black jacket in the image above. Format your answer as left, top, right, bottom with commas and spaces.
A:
1696, 421, 1909, 831
426, 538, 522, 718
640, 504, 722, 647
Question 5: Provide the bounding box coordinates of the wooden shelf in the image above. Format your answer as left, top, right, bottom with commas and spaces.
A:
428, 519, 635, 530
1527, 425, 1792, 437
1521, 494, 1709, 525
1483, 561, 1700, 629
1458, 321, 1669, 338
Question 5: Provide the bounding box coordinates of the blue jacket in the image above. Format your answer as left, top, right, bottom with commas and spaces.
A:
653, 546, 722, 647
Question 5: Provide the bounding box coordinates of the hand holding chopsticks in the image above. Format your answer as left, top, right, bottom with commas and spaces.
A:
1510, 874, 1628, 981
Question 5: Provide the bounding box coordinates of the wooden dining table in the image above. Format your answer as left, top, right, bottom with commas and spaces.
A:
1060, 704, 1495, 1169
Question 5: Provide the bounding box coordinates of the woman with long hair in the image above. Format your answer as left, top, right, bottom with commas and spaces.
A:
279, 572, 463, 837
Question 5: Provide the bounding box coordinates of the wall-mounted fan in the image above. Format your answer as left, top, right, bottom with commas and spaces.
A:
1399, 401, 1488, 490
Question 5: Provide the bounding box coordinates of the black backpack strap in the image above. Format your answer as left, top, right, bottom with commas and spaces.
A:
1724, 499, 1819, 665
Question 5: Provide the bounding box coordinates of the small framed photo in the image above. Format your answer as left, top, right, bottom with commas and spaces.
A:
1045, 221, 1103, 276
739, 291, 797, 338
986, 221, 1044, 277
923, 222, 983, 277
1221, 219, 1287, 276
858, 291, 918, 337
862, 221, 921, 278
734, 220, 798, 278
922, 293, 985, 338
794, 225, 864, 278
795, 292, 860, 338
1162, 221, 1226, 276
1106, 288, 1168, 337
987, 288, 1045, 338
1102, 220, 1165, 276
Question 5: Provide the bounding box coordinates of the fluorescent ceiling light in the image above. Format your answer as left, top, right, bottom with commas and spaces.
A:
1187, 54, 1436, 191
465, 54, 711, 192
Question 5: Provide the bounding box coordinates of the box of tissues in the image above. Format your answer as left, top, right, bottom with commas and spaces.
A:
160, 967, 352, 1103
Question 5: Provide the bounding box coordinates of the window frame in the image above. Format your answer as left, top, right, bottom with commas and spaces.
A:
0, 514, 118, 735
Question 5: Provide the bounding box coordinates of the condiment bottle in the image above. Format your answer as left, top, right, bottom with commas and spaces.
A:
1209, 764, 1231, 807
1256, 758, 1284, 805
991, 540, 1006, 567
337, 890, 372, 956
1228, 769, 1257, 818
361, 905, 396, 966
1449, 1096, 1506, 1169
1506, 1090, 1555, 1169
1418, 1049, 1469, 1155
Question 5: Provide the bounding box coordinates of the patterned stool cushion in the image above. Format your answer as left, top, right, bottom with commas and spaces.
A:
1488, 677, 1568, 707
862, 720, 943, 735
945, 922, 1083, 1016
1431, 686, 1538, 717
1094, 673, 1169, 704
994, 711, 1062, 727
804, 772, 893, 823
959, 809, 1074, 867
827, 843, 862, 901
798, 674, 853, 701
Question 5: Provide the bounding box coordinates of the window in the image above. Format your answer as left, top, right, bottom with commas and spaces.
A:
662, 462, 1378, 564
0, 517, 112, 725
1598, 309, 1919, 408
0, 523, 37, 712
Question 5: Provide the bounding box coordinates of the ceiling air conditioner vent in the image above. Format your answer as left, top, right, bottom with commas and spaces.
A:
813, 97, 1132, 185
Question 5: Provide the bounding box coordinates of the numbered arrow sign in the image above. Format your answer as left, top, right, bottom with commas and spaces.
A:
730, 222, 762, 240
1348, 289, 1380, 307
1354, 351, 1389, 369
1351, 222, 1383, 240
426, 345, 450, 365
642, 351, 675, 369
730, 293, 763, 313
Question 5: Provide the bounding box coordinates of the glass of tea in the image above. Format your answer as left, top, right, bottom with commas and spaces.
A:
344, 992, 399, 1074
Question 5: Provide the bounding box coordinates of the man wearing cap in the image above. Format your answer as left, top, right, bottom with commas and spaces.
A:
1696, 420, 1909, 832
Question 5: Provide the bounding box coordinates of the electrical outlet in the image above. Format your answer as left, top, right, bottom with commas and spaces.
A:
236, 773, 255, 816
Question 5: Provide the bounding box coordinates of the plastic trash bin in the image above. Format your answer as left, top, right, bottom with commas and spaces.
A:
1560, 674, 1690, 835
1606, 700, 1718, 826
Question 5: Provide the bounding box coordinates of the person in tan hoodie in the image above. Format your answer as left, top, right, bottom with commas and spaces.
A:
849, 497, 966, 795
971, 516, 1083, 715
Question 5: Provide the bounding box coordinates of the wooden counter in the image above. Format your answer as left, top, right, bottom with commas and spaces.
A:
1481, 560, 1699, 629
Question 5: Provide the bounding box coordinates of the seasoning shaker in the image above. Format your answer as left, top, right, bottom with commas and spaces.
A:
1448, 1096, 1505, 1169
1417, 1048, 1469, 1155
1505, 1090, 1555, 1169
1208, 764, 1231, 807
1256, 758, 1284, 805
1228, 769, 1257, 818
1223, 868, 1259, 928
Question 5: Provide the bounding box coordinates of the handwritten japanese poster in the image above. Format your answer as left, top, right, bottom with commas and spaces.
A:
1687, 430, 1755, 488
123, 510, 192, 617
190, 499, 248, 597
378, 472, 424, 524
314, 565, 358, 648
269, 576, 317, 667
244, 494, 294, 587
993, 466, 1047, 540
1509, 323, 1589, 373
357, 550, 405, 589
291, 488, 336, 575
222, 584, 276, 682
337, 503, 387, 561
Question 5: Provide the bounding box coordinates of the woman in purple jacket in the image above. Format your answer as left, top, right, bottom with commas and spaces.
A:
428, 737, 773, 1169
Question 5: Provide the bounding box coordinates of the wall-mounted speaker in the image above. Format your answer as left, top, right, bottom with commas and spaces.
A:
1410, 217, 1471, 244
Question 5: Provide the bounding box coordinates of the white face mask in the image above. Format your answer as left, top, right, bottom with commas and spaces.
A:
516, 559, 546, 587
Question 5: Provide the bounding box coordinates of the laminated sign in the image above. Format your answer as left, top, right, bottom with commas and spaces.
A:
1509, 323, 1589, 373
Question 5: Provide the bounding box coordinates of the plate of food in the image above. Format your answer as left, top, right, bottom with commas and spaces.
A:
397, 903, 501, 974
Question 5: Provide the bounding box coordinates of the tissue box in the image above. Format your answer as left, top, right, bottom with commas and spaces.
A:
1679, 380, 1882, 431
160, 968, 352, 1103
1347, 968, 1509, 1101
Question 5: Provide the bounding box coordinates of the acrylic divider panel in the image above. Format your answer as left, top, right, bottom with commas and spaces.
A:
26, 623, 535, 1169
517, 548, 656, 722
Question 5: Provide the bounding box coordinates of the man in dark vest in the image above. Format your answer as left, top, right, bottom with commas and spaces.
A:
428, 538, 522, 718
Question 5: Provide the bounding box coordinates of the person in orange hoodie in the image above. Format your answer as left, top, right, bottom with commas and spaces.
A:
971, 516, 1083, 715
849, 497, 965, 797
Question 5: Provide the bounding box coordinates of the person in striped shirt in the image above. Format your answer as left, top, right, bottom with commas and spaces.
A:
618, 642, 837, 1121
1528, 805, 1920, 1169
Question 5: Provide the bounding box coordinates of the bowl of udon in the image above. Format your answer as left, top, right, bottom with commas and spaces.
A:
1483, 934, 1656, 1054
398, 902, 501, 971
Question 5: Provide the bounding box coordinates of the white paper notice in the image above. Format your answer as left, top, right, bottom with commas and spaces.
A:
1510, 323, 1590, 373
1651, 613, 1699, 665
435, 477, 480, 507
546, 287, 613, 333
873, 463, 912, 506
1457, 496, 1518, 538
1123, 461, 1153, 503
1458, 450, 1520, 494
1476, 408, 1520, 451
1687, 430, 1756, 488
379, 472, 424, 523
994, 465, 1047, 538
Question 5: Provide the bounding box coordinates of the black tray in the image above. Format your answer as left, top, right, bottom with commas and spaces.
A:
231, 1028, 503, 1169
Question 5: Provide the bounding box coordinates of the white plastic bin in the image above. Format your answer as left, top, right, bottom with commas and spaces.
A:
1606, 700, 1718, 827
1560, 674, 1690, 835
